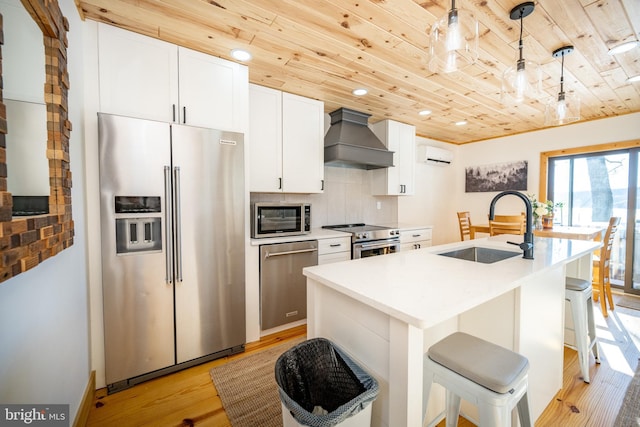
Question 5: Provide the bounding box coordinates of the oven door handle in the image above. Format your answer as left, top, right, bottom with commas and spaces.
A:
355, 239, 399, 250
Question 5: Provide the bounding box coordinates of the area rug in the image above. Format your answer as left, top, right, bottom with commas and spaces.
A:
614, 359, 640, 426
210, 338, 304, 427
617, 296, 640, 311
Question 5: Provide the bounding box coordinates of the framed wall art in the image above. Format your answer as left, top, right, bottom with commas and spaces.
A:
465, 160, 528, 193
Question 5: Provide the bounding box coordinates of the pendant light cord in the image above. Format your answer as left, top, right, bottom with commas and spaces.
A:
558, 53, 566, 100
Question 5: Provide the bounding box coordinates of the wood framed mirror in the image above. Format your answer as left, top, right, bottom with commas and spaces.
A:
0, 0, 73, 283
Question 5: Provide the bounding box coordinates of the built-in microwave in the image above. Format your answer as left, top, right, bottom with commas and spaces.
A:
251, 203, 311, 238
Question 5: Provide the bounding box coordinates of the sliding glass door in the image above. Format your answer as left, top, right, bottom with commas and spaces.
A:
548, 149, 640, 295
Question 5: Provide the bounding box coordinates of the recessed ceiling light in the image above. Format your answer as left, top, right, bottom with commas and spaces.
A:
352, 88, 368, 96
607, 41, 640, 55
455, 120, 468, 126
419, 110, 432, 116
230, 49, 252, 61
627, 74, 640, 83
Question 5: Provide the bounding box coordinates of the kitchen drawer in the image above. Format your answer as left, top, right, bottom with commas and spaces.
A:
318, 237, 351, 255
318, 252, 351, 265
399, 228, 432, 244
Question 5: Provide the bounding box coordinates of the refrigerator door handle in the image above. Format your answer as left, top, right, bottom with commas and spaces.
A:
174, 166, 183, 282
164, 166, 174, 284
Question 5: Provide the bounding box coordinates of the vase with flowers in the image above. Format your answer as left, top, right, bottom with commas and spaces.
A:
527, 194, 556, 230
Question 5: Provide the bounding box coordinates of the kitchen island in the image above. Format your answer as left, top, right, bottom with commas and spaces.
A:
303, 235, 601, 427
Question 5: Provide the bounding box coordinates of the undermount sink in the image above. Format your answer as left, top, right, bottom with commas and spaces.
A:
437, 246, 520, 264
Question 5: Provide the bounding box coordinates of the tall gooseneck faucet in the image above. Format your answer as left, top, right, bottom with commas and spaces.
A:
489, 190, 534, 259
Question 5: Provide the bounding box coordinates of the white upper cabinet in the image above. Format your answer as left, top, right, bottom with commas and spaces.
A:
370, 120, 416, 196
249, 84, 324, 193
97, 24, 247, 132
177, 47, 247, 131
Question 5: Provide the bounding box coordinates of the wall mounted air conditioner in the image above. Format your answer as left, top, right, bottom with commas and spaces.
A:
424, 146, 453, 165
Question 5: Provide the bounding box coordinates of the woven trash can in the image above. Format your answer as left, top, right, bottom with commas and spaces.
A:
275, 338, 379, 427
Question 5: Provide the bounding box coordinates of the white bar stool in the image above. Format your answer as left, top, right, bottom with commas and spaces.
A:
423, 332, 532, 427
565, 277, 600, 383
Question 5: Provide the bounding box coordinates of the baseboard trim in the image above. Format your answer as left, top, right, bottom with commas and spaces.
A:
73, 370, 96, 427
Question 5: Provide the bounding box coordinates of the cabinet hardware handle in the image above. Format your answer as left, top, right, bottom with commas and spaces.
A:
183, 106, 186, 124
172, 104, 176, 122
330, 244, 341, 247
279, 177, 282, 189
321, 179, 324, 191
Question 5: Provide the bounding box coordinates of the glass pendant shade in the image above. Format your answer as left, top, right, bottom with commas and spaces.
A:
545, 45, 580, 126
501, 59, 542, 104
428, 2, 479, 73
545, 92, 580, 126
501, 2, 541, 104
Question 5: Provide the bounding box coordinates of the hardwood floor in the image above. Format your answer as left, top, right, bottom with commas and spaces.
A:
86, 295, 639, 427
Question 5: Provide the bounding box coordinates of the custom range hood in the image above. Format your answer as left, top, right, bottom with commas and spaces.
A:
324, 108, 394, 169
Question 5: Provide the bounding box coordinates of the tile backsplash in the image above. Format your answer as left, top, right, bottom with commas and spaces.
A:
250, 166, 398, 227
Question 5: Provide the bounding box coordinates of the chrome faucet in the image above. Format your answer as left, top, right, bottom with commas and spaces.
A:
489, 190, 534, 259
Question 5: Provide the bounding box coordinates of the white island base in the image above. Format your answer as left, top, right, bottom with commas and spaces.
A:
304, 236, 599, 427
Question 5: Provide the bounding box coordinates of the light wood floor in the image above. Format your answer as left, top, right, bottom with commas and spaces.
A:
86, 294, 639, 427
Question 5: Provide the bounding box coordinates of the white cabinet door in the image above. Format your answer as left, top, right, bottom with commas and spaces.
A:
318, 237, 351, 264
98, 23, 178, 122
370, 120, 416, 196
400, 228, 432, 251
98, 25, 247, 132
282, 92, 325, 193
249, 85, 324, 193
249, 85, 283, 192
178, 47, 247, 131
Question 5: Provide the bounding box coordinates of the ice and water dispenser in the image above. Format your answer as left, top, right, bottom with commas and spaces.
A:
114, 196, 162, 254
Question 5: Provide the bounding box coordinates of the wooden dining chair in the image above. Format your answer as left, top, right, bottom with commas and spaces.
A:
457, 212, 472, 240
489, 214, 525, 236
592, 216, 621, 317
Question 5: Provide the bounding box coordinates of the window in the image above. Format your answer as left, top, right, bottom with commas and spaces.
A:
542, 140, 640, 295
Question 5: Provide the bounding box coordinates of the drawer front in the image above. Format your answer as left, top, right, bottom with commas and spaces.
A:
318, 237, 351, 255
400, 228, 432, 244
318, 252, 351, 265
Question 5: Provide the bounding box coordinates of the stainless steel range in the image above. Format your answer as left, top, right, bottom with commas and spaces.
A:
323, 223, 400, 259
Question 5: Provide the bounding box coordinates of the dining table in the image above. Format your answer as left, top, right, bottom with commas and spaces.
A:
470, 223, 606, 241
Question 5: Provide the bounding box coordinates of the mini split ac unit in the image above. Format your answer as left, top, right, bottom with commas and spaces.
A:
424, 146, 453, 165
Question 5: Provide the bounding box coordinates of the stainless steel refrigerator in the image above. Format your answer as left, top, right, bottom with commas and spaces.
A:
98, 113, 245, 393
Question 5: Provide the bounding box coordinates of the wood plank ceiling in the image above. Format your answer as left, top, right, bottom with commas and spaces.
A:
74, 0, 640, 144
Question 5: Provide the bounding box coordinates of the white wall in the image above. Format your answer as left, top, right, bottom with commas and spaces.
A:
400, 113, 640, 244
0, 0, 90, 421
399, 138, 458, 245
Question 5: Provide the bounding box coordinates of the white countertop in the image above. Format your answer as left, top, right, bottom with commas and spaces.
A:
303, 235, 601, 329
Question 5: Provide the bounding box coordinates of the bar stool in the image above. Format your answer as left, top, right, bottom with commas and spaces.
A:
423, 332, 532, 427
565, 277, 600, 383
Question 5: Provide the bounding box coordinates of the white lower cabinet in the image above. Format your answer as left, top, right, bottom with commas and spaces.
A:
400, 227, 432, 251
318, 237, 351, 264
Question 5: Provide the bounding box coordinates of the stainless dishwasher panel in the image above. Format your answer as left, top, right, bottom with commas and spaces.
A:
260, 240, 318, 330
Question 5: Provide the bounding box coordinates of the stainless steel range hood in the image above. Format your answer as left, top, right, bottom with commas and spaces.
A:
324, 108, 394, 169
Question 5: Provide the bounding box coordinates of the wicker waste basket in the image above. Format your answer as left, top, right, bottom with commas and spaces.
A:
275, 338, 379, 427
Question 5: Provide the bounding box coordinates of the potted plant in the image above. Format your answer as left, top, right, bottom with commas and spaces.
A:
527, 194, 556, 230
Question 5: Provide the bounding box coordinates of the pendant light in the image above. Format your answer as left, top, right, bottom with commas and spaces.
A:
428, 0, 479, 74
545, 45, 580, 126
501, 2, 542, 104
